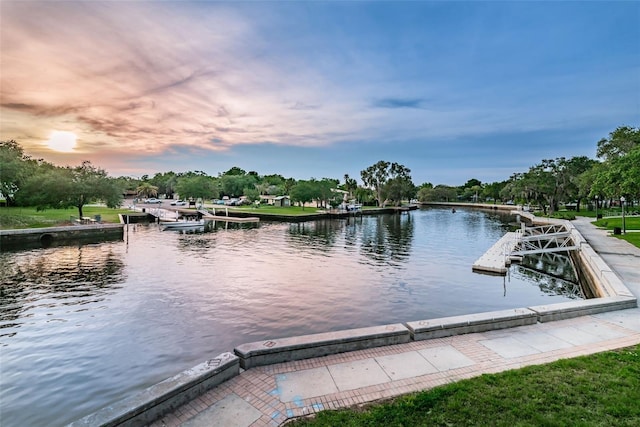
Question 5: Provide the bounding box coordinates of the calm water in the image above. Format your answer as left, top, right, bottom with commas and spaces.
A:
0, 208, 581, 426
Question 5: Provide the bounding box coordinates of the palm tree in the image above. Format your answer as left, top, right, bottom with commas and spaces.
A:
136, 182, 159, 199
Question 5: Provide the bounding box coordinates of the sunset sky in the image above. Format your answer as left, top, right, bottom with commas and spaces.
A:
1, 1, 638, 185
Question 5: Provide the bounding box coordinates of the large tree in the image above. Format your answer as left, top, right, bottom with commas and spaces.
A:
289, 180, 315, 209
482, 181, 507, 203
313, 178, 340, 208
559, 156, 598, 211
596, 125, 640, 161
361, 161, 413, 207
220, 174, 256, 197
383, 176, 416, 206
0, 140, 38, 205
150, 172, 178, 199
500, 157, 598, 214
418, 184, 457, 202
17, 161, 122, 218
175, 175, 218, 200
592, 145, 640, 202
361, 160, 390, 207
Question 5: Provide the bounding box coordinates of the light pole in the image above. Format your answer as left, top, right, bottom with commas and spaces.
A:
595, 195, 598, 219
620, 196, 626, 235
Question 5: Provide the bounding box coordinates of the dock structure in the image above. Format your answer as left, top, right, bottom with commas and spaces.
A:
198, 209, 260, 223
511, 223, 579, 256
472, 232, 518, 275
511, 210, 536, 223
473, 221, 582, 275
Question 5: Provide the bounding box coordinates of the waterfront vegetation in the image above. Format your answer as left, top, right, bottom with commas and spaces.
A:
2, 126, 639, 220
291, 344, 640, 427
2, 203, 640, 250
0, 206, 131, 229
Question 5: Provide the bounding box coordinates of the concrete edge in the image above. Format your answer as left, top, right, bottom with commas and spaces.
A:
68, 352, 239, 427
234, 323, 411, 369
565, 222, 633, 299
529, 296, 638, 322
405, 308, 538, 340
0, 223, 124, 235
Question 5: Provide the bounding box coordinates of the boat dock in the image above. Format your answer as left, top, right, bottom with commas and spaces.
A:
199, 209, 260, 223
204, 215, 260, 223
472, 231, 518, 275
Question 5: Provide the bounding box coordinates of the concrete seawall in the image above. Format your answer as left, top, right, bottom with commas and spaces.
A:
0, 223, 124, 250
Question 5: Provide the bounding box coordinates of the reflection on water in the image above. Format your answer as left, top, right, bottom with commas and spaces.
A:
0, 245, 124, 336
0, 208, 584, 426
513, 252, 584, 299
359, 214, 414, 264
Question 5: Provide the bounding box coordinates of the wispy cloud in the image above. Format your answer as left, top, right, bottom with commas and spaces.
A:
0, 1, 637, 182
373, 98, 425, 109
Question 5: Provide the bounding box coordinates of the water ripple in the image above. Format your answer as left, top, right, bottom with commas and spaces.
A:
0, 209, 582, 426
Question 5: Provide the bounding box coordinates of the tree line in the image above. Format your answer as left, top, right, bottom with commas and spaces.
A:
417, 126, 639, 214
1, 125, 638, 217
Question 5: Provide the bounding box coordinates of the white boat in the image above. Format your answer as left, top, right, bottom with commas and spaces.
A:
161, 220, 205, 230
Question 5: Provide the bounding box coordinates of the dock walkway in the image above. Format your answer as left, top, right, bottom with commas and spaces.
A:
472, 232, 518, 274
199, 209, 259, 223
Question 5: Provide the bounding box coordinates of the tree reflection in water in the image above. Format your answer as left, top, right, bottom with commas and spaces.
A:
512, 251, 584, 299
359, 213, 414, 265
287, 214, 414, 266
0, 244, 124, 336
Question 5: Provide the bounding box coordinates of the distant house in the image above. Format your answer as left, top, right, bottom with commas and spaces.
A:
258, 195, 290, 207
273, 196, 290, 207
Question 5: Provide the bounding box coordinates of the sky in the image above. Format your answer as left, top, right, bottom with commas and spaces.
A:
1, 1, 639, 186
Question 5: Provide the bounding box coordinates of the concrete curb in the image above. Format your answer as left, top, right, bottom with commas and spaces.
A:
529, 296, 638, 322
405, 308, 538, 340
68, 353, 238, 427
234, 323, 411, 369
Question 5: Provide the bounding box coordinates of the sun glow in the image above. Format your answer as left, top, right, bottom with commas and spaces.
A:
46, 131, 77, 152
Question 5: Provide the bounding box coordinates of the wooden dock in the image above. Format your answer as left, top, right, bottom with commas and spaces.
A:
203, 215, 259, 223
472, 232, 518, 275
199, 209, 259, 223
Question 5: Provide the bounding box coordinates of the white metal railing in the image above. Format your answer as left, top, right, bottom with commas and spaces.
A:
510, 223, 580, 257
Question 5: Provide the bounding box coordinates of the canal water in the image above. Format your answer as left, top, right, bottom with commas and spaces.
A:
0, 207, 582, 426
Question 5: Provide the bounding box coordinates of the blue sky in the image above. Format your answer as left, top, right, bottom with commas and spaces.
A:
1, 1, 638, 185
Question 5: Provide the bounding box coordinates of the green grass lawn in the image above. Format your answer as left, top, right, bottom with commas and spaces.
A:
291, 345, 640, 427
0, 206, 133, 229
593, 216, 640, 230
617, 233, 640, 247
592, 216, 640, 248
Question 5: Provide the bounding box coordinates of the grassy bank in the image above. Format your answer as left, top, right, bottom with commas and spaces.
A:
593, 216, 640, 248
291, 345, 640, 427
0, 206, 132, 229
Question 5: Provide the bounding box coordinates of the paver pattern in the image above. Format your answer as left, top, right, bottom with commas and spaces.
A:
152, 218, 640, 427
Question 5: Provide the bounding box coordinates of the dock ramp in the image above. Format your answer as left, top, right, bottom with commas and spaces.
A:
473, 222, 580, 276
